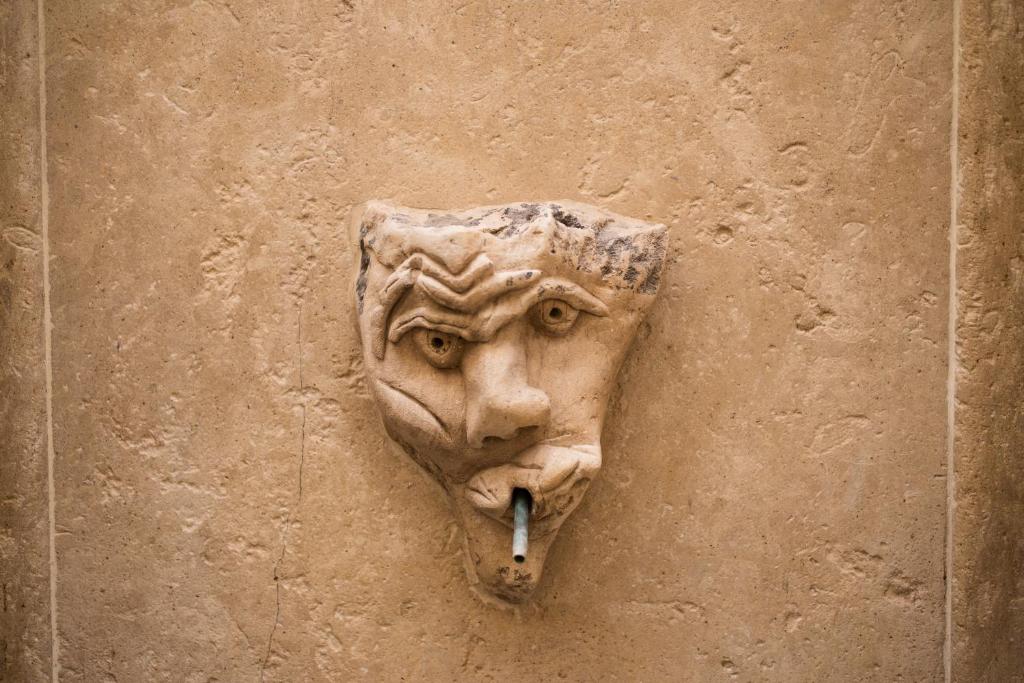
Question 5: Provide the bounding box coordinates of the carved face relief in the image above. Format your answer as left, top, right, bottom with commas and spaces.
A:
351, 200, 667, 602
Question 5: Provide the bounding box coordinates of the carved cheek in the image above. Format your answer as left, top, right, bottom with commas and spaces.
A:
372, 379, 454, 450
525, 325, 620, 441
366, 336, 467, 453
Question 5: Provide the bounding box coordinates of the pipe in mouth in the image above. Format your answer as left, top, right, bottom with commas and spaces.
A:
512, 488, 531, 563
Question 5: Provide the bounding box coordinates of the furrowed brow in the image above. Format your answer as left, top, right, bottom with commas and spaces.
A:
388, 309, 478, 343
369, 252, 493, 358
385, 277, 609, 346
417, 269, 540, 312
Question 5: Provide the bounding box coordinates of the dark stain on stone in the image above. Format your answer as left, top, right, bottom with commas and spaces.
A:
597, 235, 628, 261
493, 223, 526, 239
552, 207, 587, 230
639, 261, 662, 294
355, 224, 371, 313
464, 208, 499, 227
512, 569, 534, 589
493, 204, 540, 239
638, 233, 668, 294
504, 203, 540, 225
586, 230, 669, 293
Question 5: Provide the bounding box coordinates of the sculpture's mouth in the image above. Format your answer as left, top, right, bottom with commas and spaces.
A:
452, 442, 602, 602
462, 442, 601, 536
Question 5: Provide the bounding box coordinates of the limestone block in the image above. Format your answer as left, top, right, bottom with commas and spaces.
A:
36, 1, 954, 680
953, 1, 1024, 680
0, 1, 52, 680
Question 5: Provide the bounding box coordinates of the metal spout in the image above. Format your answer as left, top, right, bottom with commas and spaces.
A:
512, 488, 531, 563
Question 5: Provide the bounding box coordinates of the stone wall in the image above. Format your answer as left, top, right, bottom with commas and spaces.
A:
0, 1, 52, 680
0, 1, 1019, 681
953, 1, 1024, 680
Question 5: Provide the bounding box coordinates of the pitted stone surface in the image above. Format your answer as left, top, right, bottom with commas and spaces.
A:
953, 2, 1024, 680
0, 0, 968, 680
352, 200, 665, 601
0, 2, 52, 680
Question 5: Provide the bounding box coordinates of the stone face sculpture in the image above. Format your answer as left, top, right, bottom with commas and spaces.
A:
351, 200, 667, 602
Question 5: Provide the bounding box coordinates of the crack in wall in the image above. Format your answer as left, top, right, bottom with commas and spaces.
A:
259, 303, 306, 682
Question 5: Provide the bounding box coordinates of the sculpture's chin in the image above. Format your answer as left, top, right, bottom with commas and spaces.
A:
452, 443, 602, 602
455, 501, 557, 602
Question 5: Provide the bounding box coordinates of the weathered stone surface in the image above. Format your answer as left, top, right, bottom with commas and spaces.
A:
353, 200, 666, 601
37, 1, 955, 680
0, 1, 51, 680
953, 1, 1024, 680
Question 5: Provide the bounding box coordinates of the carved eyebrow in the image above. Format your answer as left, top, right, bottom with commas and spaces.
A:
386, 277, 609, 345
380, 253, 493, 299
370, 252, 493, 358
531, 279, 610, 317
417, 269, 540, 312
388, 308, 478, 343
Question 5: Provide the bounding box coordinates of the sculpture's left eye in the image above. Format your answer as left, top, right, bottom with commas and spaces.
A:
532, 299, 580, 335
413, 328, 465, 368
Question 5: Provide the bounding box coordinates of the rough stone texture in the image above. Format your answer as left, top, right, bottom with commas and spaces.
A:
352, 201, 667, 602
953, 1, 1024, 681
0, 0, 965, 680
0, 1, 52, 681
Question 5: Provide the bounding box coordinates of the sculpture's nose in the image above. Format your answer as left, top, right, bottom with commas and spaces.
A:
467, 384, 550, 447
462, 322, 550, 448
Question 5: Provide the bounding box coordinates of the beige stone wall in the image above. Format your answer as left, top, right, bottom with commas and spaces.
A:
0, 1, 52, 680
0, 0, 1019, 681
953, 1, 1024, 681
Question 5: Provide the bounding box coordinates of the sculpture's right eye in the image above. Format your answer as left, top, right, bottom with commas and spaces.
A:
412, 328, 465, 369
531, 299, 580, 336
